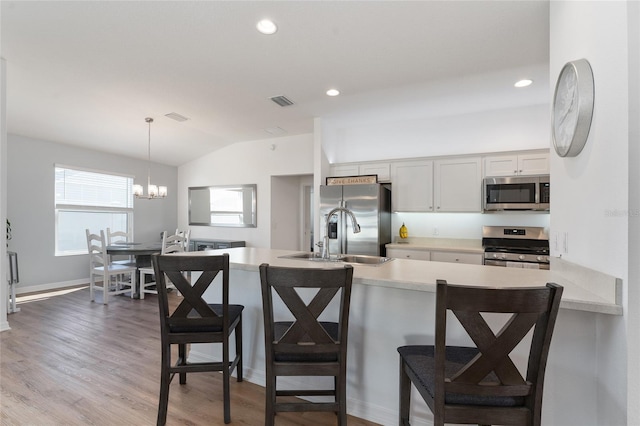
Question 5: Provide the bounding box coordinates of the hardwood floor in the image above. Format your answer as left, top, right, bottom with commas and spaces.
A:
0, 286, 380, 425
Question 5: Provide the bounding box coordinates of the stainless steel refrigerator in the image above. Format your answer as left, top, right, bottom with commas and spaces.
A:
319, 184, 391, 256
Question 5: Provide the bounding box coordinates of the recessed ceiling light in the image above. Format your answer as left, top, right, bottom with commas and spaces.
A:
326, 89, 340, 97
257, 19, 277, 35
514, 79, 533, 88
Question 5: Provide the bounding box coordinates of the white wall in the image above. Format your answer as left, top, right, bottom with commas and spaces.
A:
6, 134, 178, 293
627, 2, 640, 422
392, 212, 549, 241
321, 65, 550, 165
550, 2, 632, 424
178, 134, 314, 249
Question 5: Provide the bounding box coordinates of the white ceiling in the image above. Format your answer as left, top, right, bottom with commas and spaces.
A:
1, 1, 550, 167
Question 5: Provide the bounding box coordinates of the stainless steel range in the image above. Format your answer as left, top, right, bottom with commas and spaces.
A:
482, 226, 550, 270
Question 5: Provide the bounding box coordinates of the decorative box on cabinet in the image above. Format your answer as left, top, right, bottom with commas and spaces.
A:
189, 239, 246, 252
484, 152, 549, 177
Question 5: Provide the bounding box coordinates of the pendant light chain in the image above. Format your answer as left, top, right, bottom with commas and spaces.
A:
133, 117, 167, 199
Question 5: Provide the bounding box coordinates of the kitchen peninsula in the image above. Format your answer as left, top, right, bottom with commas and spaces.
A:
184, 247, 621, 425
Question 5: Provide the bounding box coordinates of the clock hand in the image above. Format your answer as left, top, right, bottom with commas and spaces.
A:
558, 89, 577, 127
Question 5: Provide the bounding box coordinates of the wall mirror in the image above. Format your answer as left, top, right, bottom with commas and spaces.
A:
189, 184, 257, 227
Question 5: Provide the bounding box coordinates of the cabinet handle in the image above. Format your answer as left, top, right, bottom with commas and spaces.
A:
519, 169, 523, 173
437, 206, 440, 210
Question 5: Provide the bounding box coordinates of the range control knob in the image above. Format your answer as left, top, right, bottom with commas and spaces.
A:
518, 255, 525, 260
537, 256, 544, 262
493, 253, 499, 259
500, 254, 507, 260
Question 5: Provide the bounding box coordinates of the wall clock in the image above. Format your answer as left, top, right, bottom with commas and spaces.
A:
552, 58, 595, 157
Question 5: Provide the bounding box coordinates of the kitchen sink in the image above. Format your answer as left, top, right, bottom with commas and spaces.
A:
279, 252, 330, 261
279, 252, 393, 265
338, 254, 393, 265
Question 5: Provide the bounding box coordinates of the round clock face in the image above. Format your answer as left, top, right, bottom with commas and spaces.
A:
552, 59, 594, 157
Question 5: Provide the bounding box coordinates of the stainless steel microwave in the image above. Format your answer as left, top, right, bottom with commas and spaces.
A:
483, 175, 550, 211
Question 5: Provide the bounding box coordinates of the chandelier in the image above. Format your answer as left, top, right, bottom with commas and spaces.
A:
133, 117, 167, 199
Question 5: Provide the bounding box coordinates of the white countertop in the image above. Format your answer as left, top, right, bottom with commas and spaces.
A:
182, 247, 622, 315
386, 237, 483, 253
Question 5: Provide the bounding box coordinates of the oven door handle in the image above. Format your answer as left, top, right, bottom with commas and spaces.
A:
484, 259, 507, 267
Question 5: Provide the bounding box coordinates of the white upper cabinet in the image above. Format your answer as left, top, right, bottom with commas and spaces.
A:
329, 162, 390, 182
434, 157, 482, 212
359, 163, 390, 182
484, 152, 549, 177
391, 160, 434, 212
517, 153, 550, 175
330, 164, 359, 177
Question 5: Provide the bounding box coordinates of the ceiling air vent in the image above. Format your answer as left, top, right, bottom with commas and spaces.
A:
165, 112, 189, 122
269, 95, 295, 107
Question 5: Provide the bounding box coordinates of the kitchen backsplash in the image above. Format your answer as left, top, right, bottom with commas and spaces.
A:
392, 212, 550, 241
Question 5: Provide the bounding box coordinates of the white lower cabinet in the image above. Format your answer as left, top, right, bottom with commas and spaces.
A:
430, 251, 483, 265
387, 248, 431, 261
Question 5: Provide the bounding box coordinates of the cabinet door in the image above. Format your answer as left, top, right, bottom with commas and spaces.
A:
330, 164, 359, 177
390, 160, 433, 212
360, 163, 390, 182
484, 155, 518, 177
431, 251, 483, 265
387, 248, 430, 261
434, 157, 482, 212
518, 153, 549, 175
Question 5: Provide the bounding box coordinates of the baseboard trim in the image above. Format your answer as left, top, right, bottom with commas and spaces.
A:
15, 279, 89, 295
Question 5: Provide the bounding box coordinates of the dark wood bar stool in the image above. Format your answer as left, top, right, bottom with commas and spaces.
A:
398, 279, 563, 426
152, 253, 243, 425
259, 263, 354, 426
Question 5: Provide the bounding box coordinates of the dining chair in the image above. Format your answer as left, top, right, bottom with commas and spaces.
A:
105, 227, 136, 267
86, 229, 137, 304
152, 253, 243, 425
398, 279, 563, 426
174, 228, 191, 247
139, 231, 189, 299
259, 263, 354, 426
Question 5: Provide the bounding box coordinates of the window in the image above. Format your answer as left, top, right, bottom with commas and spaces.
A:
55, 165, 134, 256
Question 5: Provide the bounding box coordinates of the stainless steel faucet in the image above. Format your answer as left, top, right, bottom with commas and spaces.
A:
322, 207, 361, 260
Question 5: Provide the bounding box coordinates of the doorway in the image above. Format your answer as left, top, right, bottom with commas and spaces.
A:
270, 175, 313, 251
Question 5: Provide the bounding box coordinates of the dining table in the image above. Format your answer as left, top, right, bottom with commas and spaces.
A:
106, 241, 163, 298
